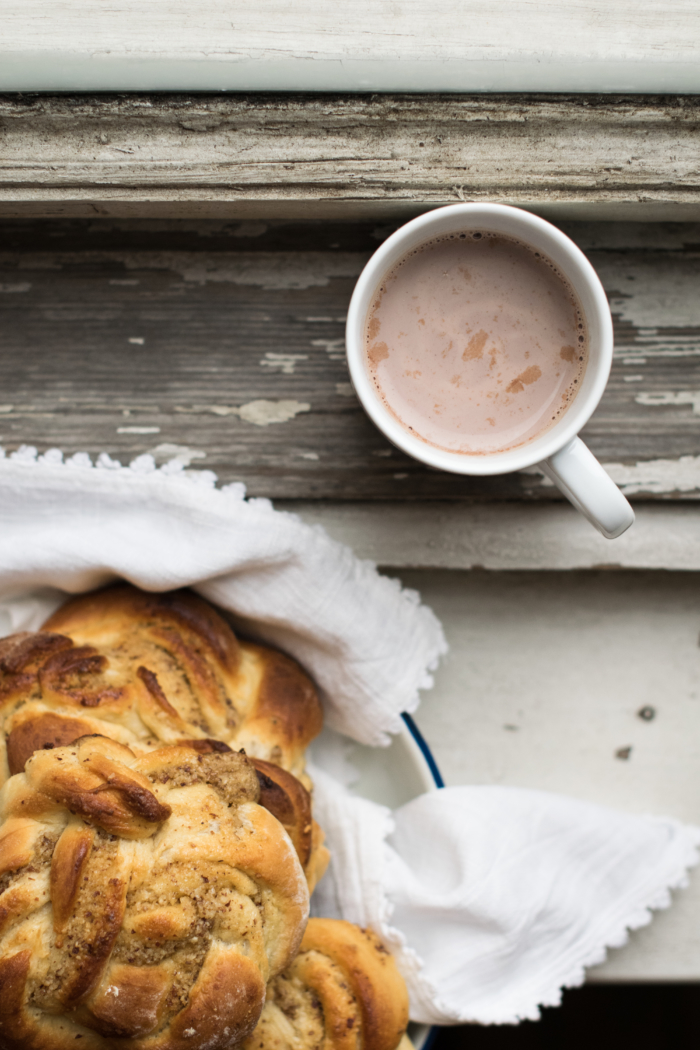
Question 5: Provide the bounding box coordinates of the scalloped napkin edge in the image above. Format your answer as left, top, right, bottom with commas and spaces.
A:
0, 443, 446, 747
309, 765, 700, 1025
1, 444, 698, 1026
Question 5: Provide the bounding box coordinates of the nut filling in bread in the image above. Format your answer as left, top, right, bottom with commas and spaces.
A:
0, 735, 310, 1050
0, 585, 330, 892
242, 919, 411, 1050
0, 831, 57, 898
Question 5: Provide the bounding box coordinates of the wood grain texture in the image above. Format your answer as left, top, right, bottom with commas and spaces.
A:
0, 217, 699, 500
0, 1, 698, 93
1, 95, 699, 218
2, 0, 697, 60
289, 503, 700, 570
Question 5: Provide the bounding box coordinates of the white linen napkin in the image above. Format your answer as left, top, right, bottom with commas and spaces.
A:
0, 446, 445, 746
308, 763, 700, 1024
0, 445, 698, 1026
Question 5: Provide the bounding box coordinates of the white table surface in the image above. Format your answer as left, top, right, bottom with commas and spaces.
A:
293, 502, 700, 981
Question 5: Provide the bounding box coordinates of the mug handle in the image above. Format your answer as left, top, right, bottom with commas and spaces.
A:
538, 438, 635, 540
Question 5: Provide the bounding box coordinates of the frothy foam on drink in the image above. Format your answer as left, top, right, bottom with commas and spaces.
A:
364, 231, 588, 455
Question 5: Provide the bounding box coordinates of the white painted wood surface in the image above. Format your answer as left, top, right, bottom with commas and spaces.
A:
1, 0, 699, 92
288, 503, 700, 570
390, 567, 700, 981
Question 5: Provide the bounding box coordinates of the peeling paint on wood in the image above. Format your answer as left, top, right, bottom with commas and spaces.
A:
235, 400, 311, 426
635, 391, 700, 414
607, 455, 700, 496
0, 217, 699, 499
527, 455, 700, 497
116, 425, 161, 434
260, 353, 308, 374
0, 282, 30, 292
148, 442, 206, 467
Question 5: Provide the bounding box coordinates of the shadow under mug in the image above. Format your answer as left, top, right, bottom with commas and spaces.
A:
345, 203, 634, 540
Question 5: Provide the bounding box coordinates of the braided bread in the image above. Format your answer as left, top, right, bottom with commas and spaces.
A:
176, 741, 328, 895
0, 585, 323, 784
0, 735, 310, 1050
242, 919, 410, 1050
0, 585, 329, 889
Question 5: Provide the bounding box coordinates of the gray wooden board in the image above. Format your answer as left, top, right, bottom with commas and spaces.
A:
1, 94, 699, 219
1, 217, 700, 500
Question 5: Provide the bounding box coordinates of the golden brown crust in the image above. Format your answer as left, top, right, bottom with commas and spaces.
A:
137, 666, 182, 719
0, 633, 73, 705
250, 757, 330, 894
163, 947, 266, 1050
300, 920, 409, 1050
24, 737, 172, 839
0, 819, 36, 877
45, 842, 128, 1011
38, 645, 118, 709
233, 646, 324, 775
0, 586, 329, 1050
45, 588, 241, 676
0, 585, 327, 888
50, 824, 96, 937
172, 741, 329, 893
14, 584, 323, 777
6, 712, 97, 777
242, 919, 410, 1050
0, 736, 310, 1050
305, 818, 331, 899
0, 950, 103, 1050
0, 949, 35, 1048
43, 586, 245, 746
79, 962, 171, 1038
251, 757, 313, 867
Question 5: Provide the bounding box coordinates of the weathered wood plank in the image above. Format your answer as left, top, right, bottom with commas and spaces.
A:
0, 217, 699, 500
1, 95, 699, 219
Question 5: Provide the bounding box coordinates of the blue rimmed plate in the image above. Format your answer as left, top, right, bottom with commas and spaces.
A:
344, 713, 442, 1050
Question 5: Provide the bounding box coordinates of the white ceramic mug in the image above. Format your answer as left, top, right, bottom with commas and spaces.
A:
345, 203, 634, 539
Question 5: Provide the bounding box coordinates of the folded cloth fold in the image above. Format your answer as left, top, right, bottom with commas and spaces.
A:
309, 767, 700, 1025
0, 446, 698, 1026
0, 447, 446, 746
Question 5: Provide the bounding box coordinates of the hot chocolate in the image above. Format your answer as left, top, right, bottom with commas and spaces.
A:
364, 231, 588, 455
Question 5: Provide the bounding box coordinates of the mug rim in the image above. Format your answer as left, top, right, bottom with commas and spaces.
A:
345, 203, 613, 476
